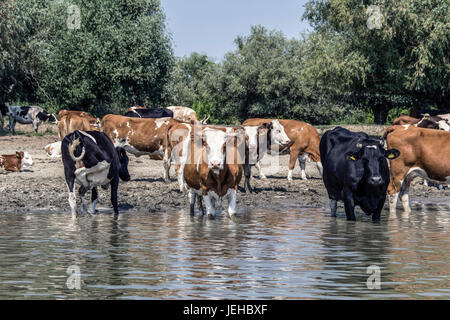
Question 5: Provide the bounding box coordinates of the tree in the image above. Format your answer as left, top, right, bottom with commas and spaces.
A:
39, 0, 174, 115
303, 0, 450, 123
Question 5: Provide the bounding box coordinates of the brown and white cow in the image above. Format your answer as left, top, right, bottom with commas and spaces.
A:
101, 114, 180, 181
45, 141, 62, 158
242, 118, 322, 181
383, 125, 450, 214
167, 106, 199, 123
183, 125, 245, 216
0, 151, 33, 172
58, 112, 101, 140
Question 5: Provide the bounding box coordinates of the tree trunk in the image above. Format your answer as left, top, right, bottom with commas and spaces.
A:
371, 104, 389, 124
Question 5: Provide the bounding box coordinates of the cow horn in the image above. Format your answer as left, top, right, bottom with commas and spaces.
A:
201, 115, 210, 124
69, 138, 85, 162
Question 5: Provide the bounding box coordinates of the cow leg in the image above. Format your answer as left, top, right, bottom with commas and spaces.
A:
163, 148, 170, 183
78, 185, 89, 214
189, 189, 196, 216
298, 153, 309, 180
255, 161, 266, 179
66, 184, 77, 219
400, 176, 413, 214
197, 195, 205, 215
227, 189, 237, 217
343, 190, 356, 221
243, 163, 253, 193
388, 192, 400, 215
202, 194, 214, 216
330, 199, 337, 217
316, 161, 323, 177
287, 149, 299, 181
110, 176, 119, 215
32, 121, 39, 133
0, 115, 3, 130
372, 194, 387, 221
9, 118, 15, 133
91, 187, 98, 214
387, 165, 410, 215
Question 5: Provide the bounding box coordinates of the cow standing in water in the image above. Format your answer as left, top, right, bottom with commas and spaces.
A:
320, 127, 400, 221
61, 130, 130, 218
383, 125, 450, 214
183, 126, 245, 216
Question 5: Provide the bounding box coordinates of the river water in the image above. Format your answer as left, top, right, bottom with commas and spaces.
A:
0, 204, 448, 299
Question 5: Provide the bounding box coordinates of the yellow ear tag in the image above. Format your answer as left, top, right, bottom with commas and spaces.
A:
349, 156, 356, 161
388, 154, 395, 159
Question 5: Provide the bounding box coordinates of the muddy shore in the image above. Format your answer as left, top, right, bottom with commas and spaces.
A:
1, 124, 449, 217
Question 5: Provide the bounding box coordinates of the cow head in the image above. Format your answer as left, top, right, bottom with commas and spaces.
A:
21, 152, 34, 168
346, 140, 400, 186
270, 119, 290, 147
116, 147, 130, 181
196, 127, 241, 173
37, 111, 58, 124
244, 123, 271, 151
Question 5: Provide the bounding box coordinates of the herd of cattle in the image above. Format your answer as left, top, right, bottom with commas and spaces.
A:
1, 102, 449, 221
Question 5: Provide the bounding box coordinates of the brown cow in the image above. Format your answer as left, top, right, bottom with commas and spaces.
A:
58, 112, 101, 140
58, 110, 98, 121
101, 114, 180, 181
0, 152, 24, 172
242, 118, 322, 181
383, 125, 450, 214
183, 125, 245, 216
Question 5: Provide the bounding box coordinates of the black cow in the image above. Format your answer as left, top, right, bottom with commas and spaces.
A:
320, 127, 400, 221
7, 105, 57, 133
62, 130, 130, 218
0, 102, 8, 129
124, 107, 174, 118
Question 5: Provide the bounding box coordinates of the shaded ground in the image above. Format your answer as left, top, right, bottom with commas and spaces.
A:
1, 124, 449, 216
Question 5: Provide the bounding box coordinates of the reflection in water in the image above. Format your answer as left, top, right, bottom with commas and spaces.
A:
0, 205, 448, 299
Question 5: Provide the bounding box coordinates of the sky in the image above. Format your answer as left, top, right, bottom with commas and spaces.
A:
161, 0, 312, 61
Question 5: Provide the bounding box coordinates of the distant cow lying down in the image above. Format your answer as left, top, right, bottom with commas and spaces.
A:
0, 151, 33, 172
45, 141, 62, 158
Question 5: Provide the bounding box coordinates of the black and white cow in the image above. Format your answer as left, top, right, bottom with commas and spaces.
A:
7, 104, 57, 133
61, 130, 130, 218
124, 107, 174, 119
320, 127, 400, 221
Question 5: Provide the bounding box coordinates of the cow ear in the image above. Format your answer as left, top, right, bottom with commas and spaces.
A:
385, 149, 400, 160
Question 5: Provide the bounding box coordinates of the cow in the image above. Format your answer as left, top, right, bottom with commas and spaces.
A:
58, 112, 101, 140
183, 126, 245, 216
0, 151, 33, 172
383, 125, 450, 215
320, 127, 400, 221
241, 123, 272, 192
58, 110, 98, 121
242, 118, 322, 181
61, 130, 130, 218
392, 114, 449, 131
6, 105, 57, 133
124, 107, 174, 119
45, 141, 62, 158
166, 106, 200, 123
101, 114, 180, 181
0, 152, 24, 172
0, 102, 8, 130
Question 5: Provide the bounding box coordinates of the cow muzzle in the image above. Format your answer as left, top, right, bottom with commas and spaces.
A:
368, 176, 383, 186
209, 161, 223, 170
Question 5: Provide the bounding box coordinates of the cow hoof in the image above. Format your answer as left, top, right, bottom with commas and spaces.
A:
260, 175, 267, 180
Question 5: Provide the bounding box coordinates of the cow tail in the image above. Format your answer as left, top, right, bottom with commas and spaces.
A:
68, 132, 85, 162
